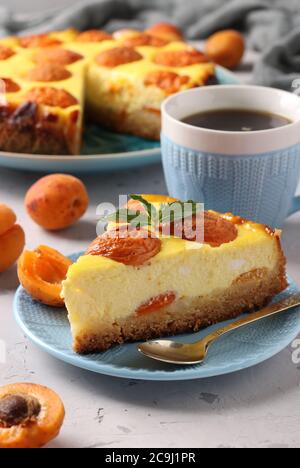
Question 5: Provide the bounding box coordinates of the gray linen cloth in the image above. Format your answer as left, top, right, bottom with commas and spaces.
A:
1, 0, 300, 90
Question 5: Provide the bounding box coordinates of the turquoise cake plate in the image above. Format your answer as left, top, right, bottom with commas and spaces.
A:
0, 67, 240, 173
13, 252, 300, 381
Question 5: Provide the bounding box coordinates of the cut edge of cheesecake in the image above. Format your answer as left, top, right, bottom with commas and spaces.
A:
72, 265, 286, 354
62, 212, 287, 354
0, 101, 83, 155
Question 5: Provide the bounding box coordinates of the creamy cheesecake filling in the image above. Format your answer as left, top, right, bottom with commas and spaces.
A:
62, 223, 281, 339
85, 42, 214, 117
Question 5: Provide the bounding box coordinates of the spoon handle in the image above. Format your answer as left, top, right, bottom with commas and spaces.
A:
201, 293, 300, 352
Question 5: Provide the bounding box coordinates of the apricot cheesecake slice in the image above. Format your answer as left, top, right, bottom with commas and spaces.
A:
62, 196, 287, 354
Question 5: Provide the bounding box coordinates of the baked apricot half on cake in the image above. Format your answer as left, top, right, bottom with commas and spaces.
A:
18, 245, 72, 307
33, 48, 84, 66
19, 34, 62, 48
0, 45, 15, 60
75, 30, 113, 42
62, 196, 287, 353
27, 64, 72, 82
113, 29, 142, 40
25, 87, 78, 108
160, 211, 238, 246
145, 71, 189, 94
0, 383, 65, 449
96, 47, 143, 68
146, 23, 184, 42
155, 49, 209, 67
25, 174, 89, 231
86, 229, 162, 266
123, 33, 168, 47
0, 78, 21, 93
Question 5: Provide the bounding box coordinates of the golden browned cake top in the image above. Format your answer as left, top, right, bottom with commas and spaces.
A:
0, 22, 213, 112
84, 195, 281, 269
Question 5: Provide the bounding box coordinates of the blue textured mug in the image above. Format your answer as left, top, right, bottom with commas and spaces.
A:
161, 85, 300, 227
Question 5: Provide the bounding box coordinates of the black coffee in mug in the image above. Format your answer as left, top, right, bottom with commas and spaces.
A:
182, 109, 292, 132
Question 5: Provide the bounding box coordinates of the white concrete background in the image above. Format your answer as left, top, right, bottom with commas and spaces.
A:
0, 8, 299, 448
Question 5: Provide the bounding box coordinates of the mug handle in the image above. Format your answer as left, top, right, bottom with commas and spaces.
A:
289, 196, 300, 216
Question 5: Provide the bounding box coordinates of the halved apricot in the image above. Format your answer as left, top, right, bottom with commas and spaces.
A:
0, 78, 21, 93
18, 245, 72, 307
0, 383, 65, 449
137, 292, 176, 315
144, 70, 189, 93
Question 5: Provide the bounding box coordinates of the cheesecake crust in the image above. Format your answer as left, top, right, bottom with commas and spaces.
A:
73, 263, 287, 354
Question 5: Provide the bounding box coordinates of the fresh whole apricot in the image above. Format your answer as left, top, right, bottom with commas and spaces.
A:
0, 383, 65, 449
0, 203, 16, 236
18, 245, 72, 307
0, 225, 25, 274
0, 204, 25, 273
205, 30, 245, 69
25, 174, 89, 231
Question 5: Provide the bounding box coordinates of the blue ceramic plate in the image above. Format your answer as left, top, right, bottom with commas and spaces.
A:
14, 253, 300, 381
0, 67, 240, 173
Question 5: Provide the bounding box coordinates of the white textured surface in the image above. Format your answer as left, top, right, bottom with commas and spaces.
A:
0, 49, 300, 449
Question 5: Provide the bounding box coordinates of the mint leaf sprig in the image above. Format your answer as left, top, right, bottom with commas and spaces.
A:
99, 195, 203, 231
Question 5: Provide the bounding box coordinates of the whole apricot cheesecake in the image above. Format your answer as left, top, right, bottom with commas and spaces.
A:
61, 195, 287, 353
0, 23, 215, 155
